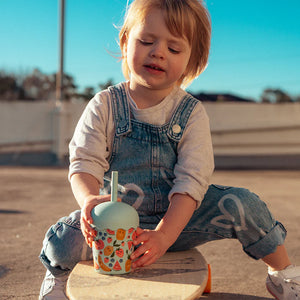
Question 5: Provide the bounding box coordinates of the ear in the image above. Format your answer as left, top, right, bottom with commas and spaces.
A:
121, 32, 128, 58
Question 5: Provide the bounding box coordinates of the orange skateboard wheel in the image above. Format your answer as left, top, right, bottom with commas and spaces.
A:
203, 264, 212, 294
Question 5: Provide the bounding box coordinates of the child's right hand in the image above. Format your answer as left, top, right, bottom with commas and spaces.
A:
80, 194, 111, 248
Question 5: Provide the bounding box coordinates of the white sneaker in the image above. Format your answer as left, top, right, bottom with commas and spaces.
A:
39, 270, 69, 300
266, 265, 300, 300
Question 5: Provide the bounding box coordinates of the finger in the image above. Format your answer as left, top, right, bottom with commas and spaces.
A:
132, 250, 157, 268
81, 209, 95, 230
131, 243, 149, 260
135, 227, 144, 236
81, 207, 92, 224
80, 215, 91, 233
85, 235, 92, 248
82, 230, 91, 246
83, 226, 96, 248
133, 230, 148, 246
81, 217, 97, 238
141, 253, 158, 267
86, 214, 93, 224
83, 204, 95, 224
87, 236, 94, 248
85, 195, 111, 223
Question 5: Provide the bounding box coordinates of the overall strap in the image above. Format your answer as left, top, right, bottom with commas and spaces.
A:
108, 83, 131, 136
167, 95, 199, 142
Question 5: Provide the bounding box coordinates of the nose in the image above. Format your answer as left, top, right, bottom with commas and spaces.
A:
150, 42, 165, 59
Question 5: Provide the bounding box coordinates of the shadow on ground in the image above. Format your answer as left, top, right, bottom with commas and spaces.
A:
201, 293, 272, 299
0, 209, 27, 214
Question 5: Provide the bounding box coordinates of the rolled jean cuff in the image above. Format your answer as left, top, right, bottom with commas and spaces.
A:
243, 221, 287, 260
39, 252, 70, 277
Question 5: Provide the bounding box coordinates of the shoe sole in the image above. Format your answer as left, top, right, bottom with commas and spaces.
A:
266, 283, 280, 300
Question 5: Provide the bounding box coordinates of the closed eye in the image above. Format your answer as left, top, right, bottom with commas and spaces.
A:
168, 47, 180, 54
139, 40, 153, 45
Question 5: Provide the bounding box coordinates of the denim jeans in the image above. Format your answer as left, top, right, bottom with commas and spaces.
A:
39, 83, 286, 276
39, 184, 286, 276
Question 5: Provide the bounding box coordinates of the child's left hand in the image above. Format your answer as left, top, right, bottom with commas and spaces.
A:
130, 227, 172, 268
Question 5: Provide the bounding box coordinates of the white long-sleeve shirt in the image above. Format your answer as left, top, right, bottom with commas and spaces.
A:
69, 82, 214, 207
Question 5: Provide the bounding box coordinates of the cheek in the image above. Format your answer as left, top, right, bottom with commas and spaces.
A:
172, 57, 190, 77
126, 51, 135, 72
127, 44, 142, 71
177, 54, 191, 76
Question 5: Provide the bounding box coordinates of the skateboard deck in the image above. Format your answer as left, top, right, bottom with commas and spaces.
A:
67, 248, 210, 300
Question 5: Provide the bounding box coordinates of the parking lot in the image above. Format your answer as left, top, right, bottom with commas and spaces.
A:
0, 167, 299, 299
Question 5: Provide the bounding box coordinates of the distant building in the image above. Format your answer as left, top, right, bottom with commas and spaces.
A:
190, 92, 254, 103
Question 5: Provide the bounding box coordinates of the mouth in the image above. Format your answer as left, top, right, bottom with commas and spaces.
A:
144, 64, 165, 72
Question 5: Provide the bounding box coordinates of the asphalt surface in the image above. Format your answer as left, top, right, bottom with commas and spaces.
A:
0, 167, 299, 299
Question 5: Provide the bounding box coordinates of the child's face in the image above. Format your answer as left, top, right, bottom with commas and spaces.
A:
125, 8, 192, 96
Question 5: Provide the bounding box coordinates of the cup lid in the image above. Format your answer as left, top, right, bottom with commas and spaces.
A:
91, 201, 139, 230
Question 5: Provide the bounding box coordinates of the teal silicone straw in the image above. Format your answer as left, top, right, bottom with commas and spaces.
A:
111, 171, 118, 202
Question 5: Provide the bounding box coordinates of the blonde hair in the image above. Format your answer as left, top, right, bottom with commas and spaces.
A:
119, 0, 211, 88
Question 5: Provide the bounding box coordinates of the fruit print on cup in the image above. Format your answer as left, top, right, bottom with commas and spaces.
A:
90, 176, 139, 276
92, 227, 136, 274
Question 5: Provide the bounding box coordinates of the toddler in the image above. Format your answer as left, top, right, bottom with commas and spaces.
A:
39, 1, 300, 299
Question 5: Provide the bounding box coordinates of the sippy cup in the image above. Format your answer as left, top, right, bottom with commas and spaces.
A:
91, 171, 139, 274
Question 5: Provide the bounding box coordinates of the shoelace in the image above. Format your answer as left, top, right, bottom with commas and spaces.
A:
285, 279, 300, 285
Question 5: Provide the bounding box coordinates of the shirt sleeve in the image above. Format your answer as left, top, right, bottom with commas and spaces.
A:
68, 91, 113, 187
168, 102, 214, 208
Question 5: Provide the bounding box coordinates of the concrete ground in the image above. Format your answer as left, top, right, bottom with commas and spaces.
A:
0, 167, 299, 300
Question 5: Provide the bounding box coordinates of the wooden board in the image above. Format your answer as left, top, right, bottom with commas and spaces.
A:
67, 248, 209, 300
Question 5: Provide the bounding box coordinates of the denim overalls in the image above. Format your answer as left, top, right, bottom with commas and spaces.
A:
40, 83, 286, 276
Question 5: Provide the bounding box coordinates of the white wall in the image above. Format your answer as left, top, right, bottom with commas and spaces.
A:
204, 103, 300, 155
0, 100, 299, 167
0, 100, 85, 156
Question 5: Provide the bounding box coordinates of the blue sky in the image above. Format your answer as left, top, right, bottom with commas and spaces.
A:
1, 0, 300, 101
